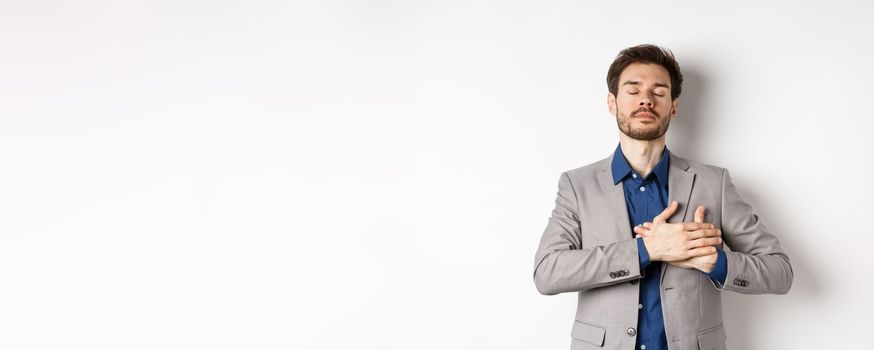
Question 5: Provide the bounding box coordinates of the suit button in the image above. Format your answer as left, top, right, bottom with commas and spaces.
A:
622, 268, 630, 276
610, 272, 617, 278
627, 327, 637, 337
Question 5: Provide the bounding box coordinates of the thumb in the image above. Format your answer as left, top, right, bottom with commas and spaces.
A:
653, 201, 679, 224
694, 205, 706, 224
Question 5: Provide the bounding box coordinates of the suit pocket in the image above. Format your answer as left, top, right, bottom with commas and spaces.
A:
571, 320, 606, 347
697, 323, 727, 350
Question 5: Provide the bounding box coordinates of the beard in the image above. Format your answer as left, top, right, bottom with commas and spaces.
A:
616, 107, 671, 141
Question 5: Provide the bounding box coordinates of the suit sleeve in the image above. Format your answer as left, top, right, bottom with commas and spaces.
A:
533, 172, 642, 295
716, 169, 794, 294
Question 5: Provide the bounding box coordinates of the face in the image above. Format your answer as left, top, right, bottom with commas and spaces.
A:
607, 63, 679, 141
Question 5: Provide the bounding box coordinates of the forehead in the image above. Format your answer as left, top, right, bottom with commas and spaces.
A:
619, 63, 671, 88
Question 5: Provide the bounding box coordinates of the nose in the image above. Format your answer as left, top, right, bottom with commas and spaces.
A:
639, 97, 653, 108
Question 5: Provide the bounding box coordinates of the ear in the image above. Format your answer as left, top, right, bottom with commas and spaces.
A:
670, 98, 679, 119
607, 93, 617, 116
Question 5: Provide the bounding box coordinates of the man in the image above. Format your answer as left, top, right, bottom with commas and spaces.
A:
532, 44, 793, 350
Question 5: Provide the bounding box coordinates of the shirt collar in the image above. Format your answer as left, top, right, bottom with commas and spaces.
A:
610, 143, 671, 185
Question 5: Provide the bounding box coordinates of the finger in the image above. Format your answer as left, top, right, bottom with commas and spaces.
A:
687, 236, 722, 248
642, 222, 653, 229
704, 237, 722, 246
686, 228, 722, 240
694, 205, 705, 223
686, 246, 717, 258
633, 225, 651, 237
681, 222, 715, 231
653, 201, 679, 224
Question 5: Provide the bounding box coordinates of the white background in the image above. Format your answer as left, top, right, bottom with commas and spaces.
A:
1, 1, 871, 349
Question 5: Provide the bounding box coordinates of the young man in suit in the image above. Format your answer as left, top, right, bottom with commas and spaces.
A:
533, 44, 793, 350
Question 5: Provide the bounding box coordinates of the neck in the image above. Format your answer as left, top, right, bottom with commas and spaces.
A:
618, 133, 666, 178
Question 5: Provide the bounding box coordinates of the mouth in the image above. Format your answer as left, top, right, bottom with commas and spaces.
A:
633, 111, 656, 120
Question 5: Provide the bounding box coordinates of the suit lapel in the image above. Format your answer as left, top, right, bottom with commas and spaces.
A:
598, 159, 632, 242
661, 152, 696, 282
667, 153, 695, 224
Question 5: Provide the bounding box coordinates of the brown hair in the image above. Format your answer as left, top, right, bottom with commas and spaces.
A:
607, 44, 683, 100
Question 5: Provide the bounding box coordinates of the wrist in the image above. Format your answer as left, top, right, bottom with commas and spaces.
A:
700, 254, 718, 273
641, 237, 660, 261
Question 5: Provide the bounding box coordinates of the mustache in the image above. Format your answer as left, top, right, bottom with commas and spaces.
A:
633, 108, 659, 118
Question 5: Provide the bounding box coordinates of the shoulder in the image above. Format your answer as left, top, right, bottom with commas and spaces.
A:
672, 153, 733, 187
562, 156, 611, 182
683, 157, 727, 178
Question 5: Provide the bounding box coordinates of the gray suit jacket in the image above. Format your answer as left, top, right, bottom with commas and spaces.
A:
533, 151, 793, 350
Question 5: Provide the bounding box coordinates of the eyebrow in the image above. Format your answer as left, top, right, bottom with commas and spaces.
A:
622, 80, 671, 89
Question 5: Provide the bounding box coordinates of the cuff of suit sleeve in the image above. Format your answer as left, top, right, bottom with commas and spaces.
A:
636, 237, 651, 269
706, 249, 728, 287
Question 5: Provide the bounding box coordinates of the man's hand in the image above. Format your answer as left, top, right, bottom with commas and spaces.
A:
634, 201, 722, 263
635, 204, 721, 272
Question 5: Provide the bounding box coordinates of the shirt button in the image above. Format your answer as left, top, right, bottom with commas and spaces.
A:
632, 174, 637, 178
638, 304, 643, 309
627, 327, 637, 337
641, 345, 646, 350
639, 186, 646, 192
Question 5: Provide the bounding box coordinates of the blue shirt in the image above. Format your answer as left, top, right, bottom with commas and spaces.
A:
610, 144, 727, 350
